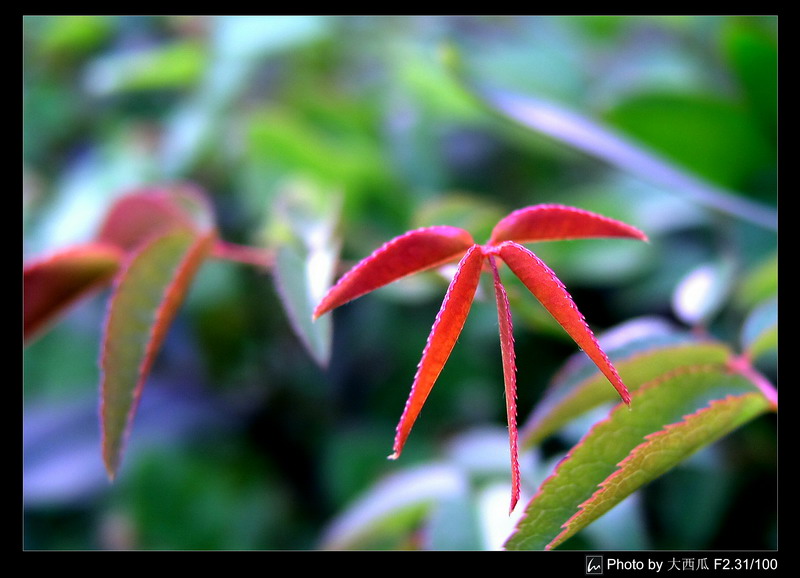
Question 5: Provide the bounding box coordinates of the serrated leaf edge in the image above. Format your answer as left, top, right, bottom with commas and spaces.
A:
505, 363, 727, 550
548, 387, 770, 550
100, 227, 214, 478
520, 340, 731, 448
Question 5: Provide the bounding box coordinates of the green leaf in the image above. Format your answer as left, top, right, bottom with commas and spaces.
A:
505, 365, 772, 550
721, 18, 777, 135
318, 464, 467, 550
603, 92, 775, 192
521, 336, 732, 448
270, 180, 340, 366
245, 106, 391, 197
549, 390, 769, 550
101, 227, 214, 478
84, 40, 207, 95
32, 15, 113, 56
274, 244, 334, 366
741, 297, 777, 362
736, 251, 777, 309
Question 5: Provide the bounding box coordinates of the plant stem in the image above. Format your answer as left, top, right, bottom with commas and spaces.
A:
211, 240, 275, 270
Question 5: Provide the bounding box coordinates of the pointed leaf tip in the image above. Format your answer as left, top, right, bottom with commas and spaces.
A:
313, 226, 474, 318
101, 228, 214, 478
488, 256, 521, 515
489, 204, 647, 246
391, 245, 484, 459
23, 243, 123, 343
497, 241, 631, 405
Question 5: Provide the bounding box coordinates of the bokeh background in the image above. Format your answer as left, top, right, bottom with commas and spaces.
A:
23, 15, 777, 550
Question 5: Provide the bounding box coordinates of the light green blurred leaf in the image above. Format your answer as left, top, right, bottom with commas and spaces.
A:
84, 41, 207, 95
30, 15, 113, 56
741, 297, 777, 362
318, 464, 467, 550
246, 106, 392, 199
736, 251, 777, 309
160, 16, 329, 176
270, 180, 341, 366
412, 193, 505, 245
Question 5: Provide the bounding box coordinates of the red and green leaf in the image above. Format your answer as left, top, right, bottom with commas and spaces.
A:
390, 245, 484, 460
313, 226, 474, 319
496, 241, 631, 405
100, 227, 215, 478
504, 363, 773, 550
23, 243, 123, 343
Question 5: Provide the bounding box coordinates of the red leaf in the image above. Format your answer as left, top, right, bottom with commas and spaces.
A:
313, 226, 474, 319
488, 204, 648, 246
489, 256, 521, 513
495, 241, 631, 405
389, 245, 484, 460
97, 185, 214, 252
23, 243, 123, 343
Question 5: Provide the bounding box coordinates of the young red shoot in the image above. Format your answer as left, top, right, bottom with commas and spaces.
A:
313, 204, 647, 512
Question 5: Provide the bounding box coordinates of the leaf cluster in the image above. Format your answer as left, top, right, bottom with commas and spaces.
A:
23, 16, 776, 551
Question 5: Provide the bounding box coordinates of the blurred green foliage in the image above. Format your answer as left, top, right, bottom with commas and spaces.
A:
23, 15, 776, 550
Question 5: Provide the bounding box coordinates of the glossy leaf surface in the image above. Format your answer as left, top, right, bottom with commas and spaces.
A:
275, 244, 335, 367
741, 297, 777, 362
